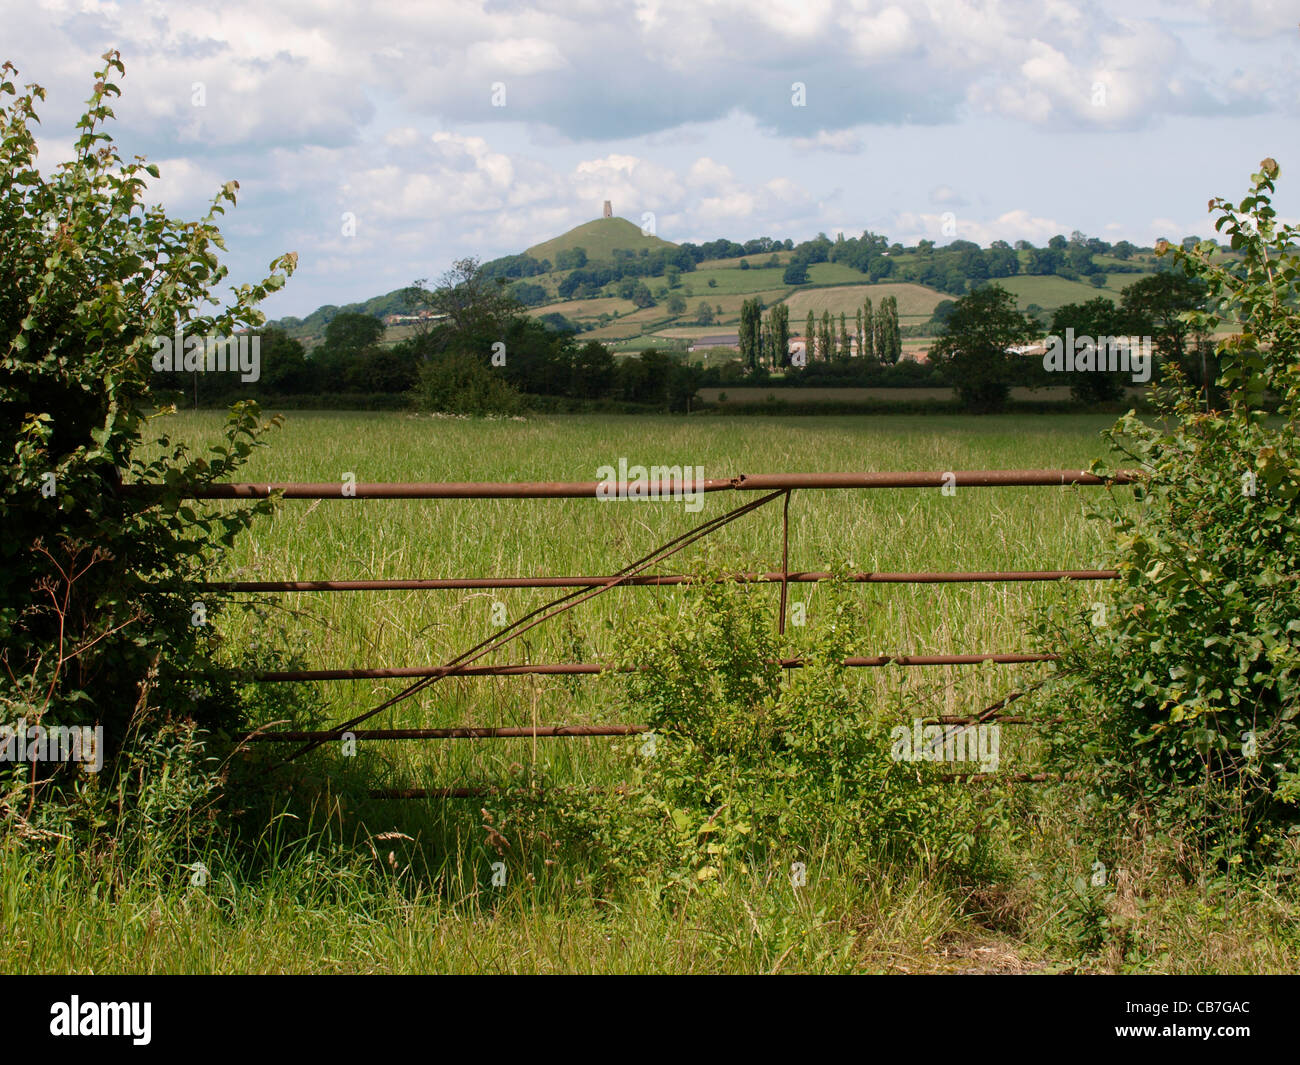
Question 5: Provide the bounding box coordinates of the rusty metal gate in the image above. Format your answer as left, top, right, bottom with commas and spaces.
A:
164, 468, 1134, 796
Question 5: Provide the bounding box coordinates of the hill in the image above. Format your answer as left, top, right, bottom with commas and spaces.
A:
268, 287, 414, 348
265, 220, 1165, 352
525, 216, 676, 263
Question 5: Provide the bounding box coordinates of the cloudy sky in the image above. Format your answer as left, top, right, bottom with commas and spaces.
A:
6, 0, 1299, 318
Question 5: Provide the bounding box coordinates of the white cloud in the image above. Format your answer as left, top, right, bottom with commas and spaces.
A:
791, 129, 863, 153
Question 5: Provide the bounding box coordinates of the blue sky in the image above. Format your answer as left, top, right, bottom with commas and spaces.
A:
6, 0, 1299, 318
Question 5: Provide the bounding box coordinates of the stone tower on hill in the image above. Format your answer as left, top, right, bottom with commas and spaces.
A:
602, 200, 612, 218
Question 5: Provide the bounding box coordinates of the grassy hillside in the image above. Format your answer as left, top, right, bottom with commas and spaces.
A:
526, 216, 676, 262
268, 221, 1165, 354
996, 274, 1145, 308
783, 282, 946, 324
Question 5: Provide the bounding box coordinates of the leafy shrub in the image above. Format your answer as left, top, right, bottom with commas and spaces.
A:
0, 53, 296, 809
488, 572, 1001, 897
1037, 160, 1300, 869
409, 352, 523, 416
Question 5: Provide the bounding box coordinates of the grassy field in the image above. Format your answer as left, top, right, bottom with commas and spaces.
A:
996, 274, 1144, 307
782, 281, 947, 324
7, 410, 1296, 974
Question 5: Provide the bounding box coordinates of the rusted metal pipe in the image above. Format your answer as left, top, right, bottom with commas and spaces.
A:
248, 725, 649, 742
251, 652, 1058, 682
125, 468, 1137, 501
202, 569, 1119, 592
251, 718, 1047, 742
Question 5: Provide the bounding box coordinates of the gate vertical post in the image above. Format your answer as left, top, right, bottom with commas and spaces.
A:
778, 489, 792, 636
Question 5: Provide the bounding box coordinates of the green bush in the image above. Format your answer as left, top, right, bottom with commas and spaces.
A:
488, 572, 1002, 898
409, 352, 523, 416
1037, 160, 1300, 870
0, 55, 294, 824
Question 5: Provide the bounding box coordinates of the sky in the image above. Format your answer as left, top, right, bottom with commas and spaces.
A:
5, 0, 1299, 318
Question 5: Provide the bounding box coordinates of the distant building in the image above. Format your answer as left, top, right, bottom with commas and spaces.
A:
688, 333, 740, 352
382, 310, 447, 326
603, 200, 612, 218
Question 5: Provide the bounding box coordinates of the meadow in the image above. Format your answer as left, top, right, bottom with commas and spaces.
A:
6, 410, 1297, 974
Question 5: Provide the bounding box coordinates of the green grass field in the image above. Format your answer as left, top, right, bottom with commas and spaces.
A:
782, 281, 946, 324
7, 410, 1296, 974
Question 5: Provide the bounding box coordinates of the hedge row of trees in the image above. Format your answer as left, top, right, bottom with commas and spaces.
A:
165, 255, 1213, 416
158, 260, 704, 413
930, 269, 1211, 412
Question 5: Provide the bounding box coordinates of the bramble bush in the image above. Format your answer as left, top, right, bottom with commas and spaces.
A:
1037, 160, 1300, 870
0, 54, 297, 843
488, 570, 1003, 898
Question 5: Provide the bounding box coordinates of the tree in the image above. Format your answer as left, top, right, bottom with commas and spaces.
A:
631, 282, 655, 309
783, 262, 809, 285
839, 312, 851, 360
861, 298, 875, 361
571, 340, 617, 399
696, 301, 716, 326
257, 328, 309, 393
411, 352, 522, 415
739, 298, 762, 373
818, 310, 834, 362
874, 296, 901, 365
1048, 297, 1131, 406
667, 293, 687, 316
555, 246, 587, 270
930, 299, 957, 330
769, 303, 790, 367
1121, 271, 1209, 394
806, 310, 816, 360
928, 284, 1037, 412
1038, 159, 1300, 865
323, 311, 384, 356
407, 257, 521, 343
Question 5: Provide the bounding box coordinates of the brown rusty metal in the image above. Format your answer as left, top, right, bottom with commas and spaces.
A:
249, 725, 648, 742
255, 718, 1049, 742
778, 490, 792, 636
371, 788, 490, 799
126, 468, 1137, 501
206, 467, 1110, 776
252, 652, 1058, 683
731, 470, 1135, 491
203, 569, 1119, 592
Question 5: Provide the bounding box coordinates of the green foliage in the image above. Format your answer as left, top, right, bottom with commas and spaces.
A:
0, 54, 295, 798
1049, 297, 1131, 406
930, 284, 1038, 412
1120, 271, 1210, 391
322, 311, 384, 356
1038, 160, 1300, 869
488, 573, 999, 898
409, 352, 523, 416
